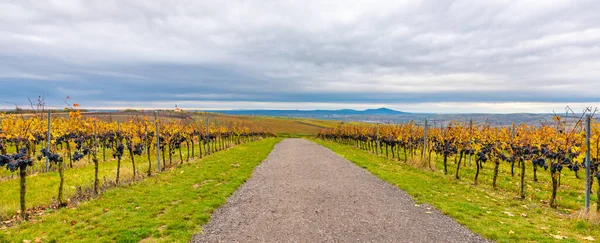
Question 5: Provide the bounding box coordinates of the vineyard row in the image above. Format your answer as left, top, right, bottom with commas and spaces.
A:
0, 111, 274, 221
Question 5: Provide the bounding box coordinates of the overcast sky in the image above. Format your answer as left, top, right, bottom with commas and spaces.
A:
1, 0, 599, 113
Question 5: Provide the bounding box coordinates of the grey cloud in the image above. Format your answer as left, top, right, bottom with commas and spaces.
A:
0, 0, 599, 111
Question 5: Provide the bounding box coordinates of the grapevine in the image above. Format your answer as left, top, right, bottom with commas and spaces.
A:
318, 111, 597, 210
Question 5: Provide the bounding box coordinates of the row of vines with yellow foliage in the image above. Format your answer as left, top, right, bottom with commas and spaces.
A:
319, 112, 600, 212
0, 106, 274, 221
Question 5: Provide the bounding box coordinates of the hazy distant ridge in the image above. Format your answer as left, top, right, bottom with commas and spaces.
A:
212, 108, 408, 117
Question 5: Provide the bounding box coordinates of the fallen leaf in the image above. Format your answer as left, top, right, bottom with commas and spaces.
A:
503, 211, 515, 217
550, 234, 566, 240
34, 238, 42, 243
425, 211, 432, 214
22, 240, 31, 243
520, 213, 527, 218
103, 208, 109, 213
583, 236, 595, 241
509, 230, 515, 234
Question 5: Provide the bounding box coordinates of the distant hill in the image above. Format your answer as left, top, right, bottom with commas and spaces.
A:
209, 108, 408, 118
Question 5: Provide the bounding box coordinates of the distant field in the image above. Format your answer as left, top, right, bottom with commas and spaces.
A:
81, 111, 190, 122
84, 112, 348, 135
195, 114, 343, 135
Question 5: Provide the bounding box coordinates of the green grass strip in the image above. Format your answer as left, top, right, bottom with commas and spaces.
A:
0, 138, 282, 243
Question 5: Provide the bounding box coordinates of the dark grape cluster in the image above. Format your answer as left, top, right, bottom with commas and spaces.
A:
550, 163, 563, 173
32, 134, 44, 145
443, 144, 458, 156
477, 151, 488, 163
548, 156, 574, 174
475, 144, 495, 163
75, 137, 86, 150
40, 147, 63, 164
73, 135, 91, 156
0, 155, 11, 168
511, 145, 536, 160
431, 138, 458, 157
127, 140, 144, 156
82, 146, 90, 156
72, 151, 85, 162
113, 144, 125, 158
133, 144, 143, 155
533, 158, 548, 170
380, 137, 396, 147
55, 136, 65, 144
170, 133, 186, 153
202, 134, 216, 143
0, 147, 33, 172
568, 163, 580, 172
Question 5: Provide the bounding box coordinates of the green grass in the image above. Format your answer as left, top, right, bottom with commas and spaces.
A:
312, 139, 600, 243
277, 133, 315, 138
0, 138, 282, 242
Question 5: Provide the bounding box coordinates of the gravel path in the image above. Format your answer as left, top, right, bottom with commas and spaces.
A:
192, 139, 489, 243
